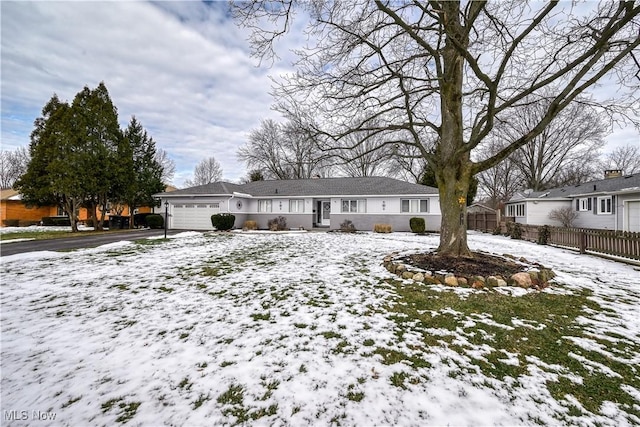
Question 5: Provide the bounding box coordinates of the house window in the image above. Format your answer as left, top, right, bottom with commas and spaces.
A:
577, 198, 591, 212
401, 199, 428, 213
507, 203, 525, 217
289, 199, 304, 213
597, 196, 612, 214
211, 203, 220, 209
341, 199, 366, 213
258, 200, 272, 213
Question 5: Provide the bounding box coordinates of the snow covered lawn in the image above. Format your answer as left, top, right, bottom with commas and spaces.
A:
2, 231, 639, 426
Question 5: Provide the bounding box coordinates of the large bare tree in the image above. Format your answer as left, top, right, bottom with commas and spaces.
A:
499, 96, 607, 191
184, 157, 223, 187
154, 148, 176, 185
600, 143, 640, 174
235, 1, 640, 256
238, 118, 330, 179
0, 147, 30, 189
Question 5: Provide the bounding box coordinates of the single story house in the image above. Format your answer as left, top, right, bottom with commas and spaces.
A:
154, 176, 441, 232
505, 170, 640, 232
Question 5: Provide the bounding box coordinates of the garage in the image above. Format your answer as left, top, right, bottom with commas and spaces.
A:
170, 203, 220, 230
627, 201, 640, 232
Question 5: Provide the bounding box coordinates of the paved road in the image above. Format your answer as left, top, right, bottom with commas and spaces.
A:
0, 229, 183, 257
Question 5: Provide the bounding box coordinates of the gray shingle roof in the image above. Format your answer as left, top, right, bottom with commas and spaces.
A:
156, 176, 437, 198
514, 173, 640, 200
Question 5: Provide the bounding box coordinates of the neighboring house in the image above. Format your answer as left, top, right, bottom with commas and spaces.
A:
505, 170, 640, 232
0, 185, 177, 227
154, 177, 441, 232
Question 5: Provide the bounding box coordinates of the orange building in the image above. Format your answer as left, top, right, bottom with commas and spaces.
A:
1, 186, 176, 227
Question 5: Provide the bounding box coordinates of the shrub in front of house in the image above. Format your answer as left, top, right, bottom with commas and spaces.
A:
409, 217, 425, 233
268, 216, 287, 231
374, 223, 392, 233
146, 214, 164, 229
340, 219, 356, 233
134, 213, 153, 228
537, 225, 551, 245
211, 213, 235, 231
42, 216, 72, 226
508, 222, 523, 240
243, 220, 257, 230
2, 219, 19, 227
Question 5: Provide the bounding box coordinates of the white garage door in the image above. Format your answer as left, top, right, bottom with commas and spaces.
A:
171, 203, 221, 230
627, 201, 640, 232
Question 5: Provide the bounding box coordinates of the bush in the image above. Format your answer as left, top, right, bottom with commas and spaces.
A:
2, 219, 19, 227
41, 216, 71, 226
409, 217, 425, 233
340, 219, 356, 233
211, 213, 235, 231
134, 213, 153, 228
268, 216, 287, 231
373, 223, 392, 233
537, 225, 551, 245
146, 214, 164, 229
548, 206, 578, 228
508, 221, 523, 240
243, 220, 257, 230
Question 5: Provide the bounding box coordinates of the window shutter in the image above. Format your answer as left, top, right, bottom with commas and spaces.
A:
593, 197, 597, 214
588, 197, 592, 211
575, 199, 579, 211
611, 195, 616, 214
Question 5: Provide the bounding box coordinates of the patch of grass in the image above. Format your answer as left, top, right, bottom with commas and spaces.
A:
217, 384, 245, 406
294, 323, 308, 329
363, 339, 375, 347
158, 286, 174, 293
390, 371, 410, 389
101, 397, 141, 423
383, 279, 640, 421
178, 377, 192, 391
251, 312, 271, 321
319, 331, 342, 340
179, 333, 189, 340
346, 384, 365, 402
61, 396, 82, 408
193, 393, 210, 409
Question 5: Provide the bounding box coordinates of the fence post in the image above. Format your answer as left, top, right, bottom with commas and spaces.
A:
579, 231, 586, 254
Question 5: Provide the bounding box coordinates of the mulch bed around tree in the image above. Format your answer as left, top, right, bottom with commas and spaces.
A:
401, 251, 527, 278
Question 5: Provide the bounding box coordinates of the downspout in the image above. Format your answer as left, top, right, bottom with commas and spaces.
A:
228, 194, 235, 214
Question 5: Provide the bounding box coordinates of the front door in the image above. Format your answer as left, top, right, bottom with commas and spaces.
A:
321, 201, 331, 226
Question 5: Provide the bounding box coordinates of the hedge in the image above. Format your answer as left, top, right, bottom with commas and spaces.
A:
211, 213, 235, 231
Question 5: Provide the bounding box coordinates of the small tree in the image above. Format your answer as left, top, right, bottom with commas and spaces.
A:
548, 206, 579, 228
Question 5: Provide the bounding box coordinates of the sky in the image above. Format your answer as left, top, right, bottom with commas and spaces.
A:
1, 1, 302, 186
1, 1, 639, 188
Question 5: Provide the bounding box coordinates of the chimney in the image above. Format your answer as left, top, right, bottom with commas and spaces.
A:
604, 169, 623, 179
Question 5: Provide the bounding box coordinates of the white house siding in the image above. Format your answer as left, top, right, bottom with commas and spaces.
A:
525, 200, 571, 227
573, 197, 617, 230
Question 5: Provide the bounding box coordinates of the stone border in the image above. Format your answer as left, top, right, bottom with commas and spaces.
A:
382, 252, 556, 290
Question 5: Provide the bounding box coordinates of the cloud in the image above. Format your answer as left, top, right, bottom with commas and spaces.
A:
2, 1, 638, 189
1, 1, 298, 185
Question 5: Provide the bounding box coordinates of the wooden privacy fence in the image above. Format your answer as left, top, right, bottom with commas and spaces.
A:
467, 211, 499, 233
515, 224, 639, 262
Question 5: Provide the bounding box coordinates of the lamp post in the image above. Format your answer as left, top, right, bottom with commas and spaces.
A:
164, 200, 169, 239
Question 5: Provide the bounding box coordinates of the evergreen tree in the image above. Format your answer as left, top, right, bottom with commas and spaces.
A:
120, 116, 164, 228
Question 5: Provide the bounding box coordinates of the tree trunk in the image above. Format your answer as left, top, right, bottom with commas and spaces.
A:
436, 163, 472, 257
63, 197, 79, 233
434, 1, 472, 257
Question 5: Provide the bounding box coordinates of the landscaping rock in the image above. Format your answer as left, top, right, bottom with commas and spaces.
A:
413, 272, 425, 282
395, 264, 406, 273
444, 274, 459, 287
496, 277, 508, 287
457, 277, 468, 287
486, 276, 499, 287
511, 272, 532, 289
402, 271, 414, 280
424, 276, 441, 285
